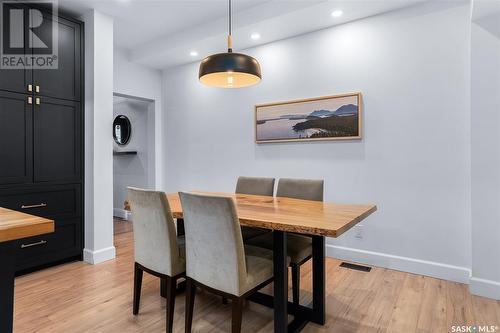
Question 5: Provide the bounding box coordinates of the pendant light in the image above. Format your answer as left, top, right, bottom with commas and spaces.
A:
198, 0, 262, 88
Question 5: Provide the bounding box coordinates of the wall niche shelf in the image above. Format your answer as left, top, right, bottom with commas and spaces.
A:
113, 151, 138, 156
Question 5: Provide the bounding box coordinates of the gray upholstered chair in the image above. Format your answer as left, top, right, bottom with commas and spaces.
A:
235, 176, 275, 240
276, 178, 324, 201
127, 187, 186, 333
179, 192, 279, 333
245, 178, 324, 307
235, 176, 275, 196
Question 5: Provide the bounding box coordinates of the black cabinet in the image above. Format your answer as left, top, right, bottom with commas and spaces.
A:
0, 184, 81, 219
15, 219, 82, 271
0, 3, 32, 94
32, 15, 82, 101
0, 91, 33, 184
34, 98, 81, 182
0, 6, 84, 274
0, 69, 31, 95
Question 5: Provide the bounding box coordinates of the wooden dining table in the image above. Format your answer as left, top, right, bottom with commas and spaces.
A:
167, 192, 377, 333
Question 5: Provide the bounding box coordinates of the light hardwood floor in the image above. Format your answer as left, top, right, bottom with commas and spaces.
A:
114, 217, 133, 235
14, 228, 500, 333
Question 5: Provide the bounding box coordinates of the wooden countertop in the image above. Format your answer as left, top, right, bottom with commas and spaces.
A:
167, 192, 377, 238
0, 207, 54, 243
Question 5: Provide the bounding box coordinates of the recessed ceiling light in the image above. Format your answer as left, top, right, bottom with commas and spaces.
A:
250, 33, 261, 40
190, 51, 198, 57
331, 10, 343, 18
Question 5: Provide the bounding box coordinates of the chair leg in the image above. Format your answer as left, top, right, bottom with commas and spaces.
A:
291, 263, 300, 307
231, 298, 243, 333
161, 277, 167, 298
133, 263, 143, 315
165, 276, 176, 333
185, 278, 196, 333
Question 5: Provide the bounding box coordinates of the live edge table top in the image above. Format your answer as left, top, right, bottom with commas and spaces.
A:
0, 207, 54, 243
166, 192, 377, 238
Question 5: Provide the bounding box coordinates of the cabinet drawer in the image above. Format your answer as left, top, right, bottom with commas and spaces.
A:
0, 184, 81, 219
15, 220, 81, 265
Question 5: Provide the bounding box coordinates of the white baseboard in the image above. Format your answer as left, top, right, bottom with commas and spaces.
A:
83, 246, 116, 264
470, 277, 500, 300
326, 244, 471, 284
113, 208, 132, 221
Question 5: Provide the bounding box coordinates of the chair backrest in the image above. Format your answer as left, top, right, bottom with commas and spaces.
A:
276, 178, 324, 201
127, 187, 183, 276
235, 176, 275, 196
179, 192, 247, 296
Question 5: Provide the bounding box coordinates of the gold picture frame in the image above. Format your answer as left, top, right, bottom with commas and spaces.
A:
255, 92, 362, 143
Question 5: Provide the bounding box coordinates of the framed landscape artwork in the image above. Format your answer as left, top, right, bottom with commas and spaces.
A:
255, 92, 362, 143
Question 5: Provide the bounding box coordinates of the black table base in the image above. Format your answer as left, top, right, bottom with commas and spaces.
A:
179, 218, 326, 332
248, 231, 326, 333
0, 241, 16, 333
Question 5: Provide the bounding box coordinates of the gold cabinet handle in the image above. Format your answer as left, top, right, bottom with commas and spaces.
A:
35, 97, 41, 105
21, 203, 47, 209
28, 84, 33, 92
27, 96, 33, 104
35, 85, 40, 93
21, 240, 47, 248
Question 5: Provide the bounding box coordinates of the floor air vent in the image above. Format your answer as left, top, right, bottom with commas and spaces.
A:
339, 262, 372, 272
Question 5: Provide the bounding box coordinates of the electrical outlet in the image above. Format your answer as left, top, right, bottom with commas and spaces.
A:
355, 225, 364, 239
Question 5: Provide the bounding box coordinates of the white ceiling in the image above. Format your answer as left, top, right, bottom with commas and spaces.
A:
472, 0, 500, 38
59, 0, 269, 48
59, 0, 426, 69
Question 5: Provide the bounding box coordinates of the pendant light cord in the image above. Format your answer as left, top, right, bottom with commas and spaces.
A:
228, 0, 233, 52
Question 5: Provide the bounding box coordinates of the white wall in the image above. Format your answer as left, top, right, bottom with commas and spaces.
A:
79, 15, 162, 264
470, 8, 500, 298
81, 10, 116, 264
113, 98, 152, 217
114, 47, 163, 189
163, 2, 472, 283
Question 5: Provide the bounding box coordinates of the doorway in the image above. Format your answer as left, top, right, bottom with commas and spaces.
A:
112, 93, 155, 234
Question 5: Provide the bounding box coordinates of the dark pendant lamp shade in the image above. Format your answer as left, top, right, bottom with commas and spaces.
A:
198, 0, 262, 88
199, 52, 261, 88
